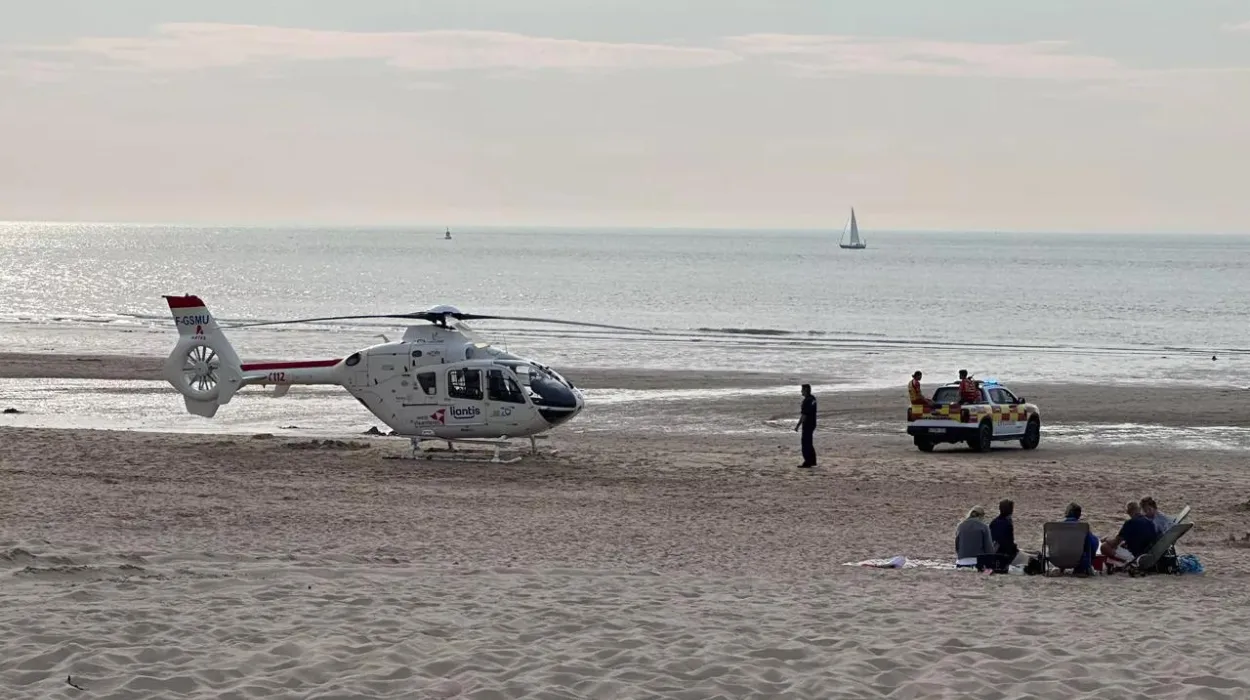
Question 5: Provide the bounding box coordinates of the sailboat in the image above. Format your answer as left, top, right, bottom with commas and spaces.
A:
838, 208, 867, 250
444, 227, 452, 240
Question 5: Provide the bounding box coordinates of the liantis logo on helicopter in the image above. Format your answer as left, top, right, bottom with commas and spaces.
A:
449, 405, 481, 421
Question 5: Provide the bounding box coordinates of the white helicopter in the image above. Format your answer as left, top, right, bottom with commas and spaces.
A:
161, 295, 647, 462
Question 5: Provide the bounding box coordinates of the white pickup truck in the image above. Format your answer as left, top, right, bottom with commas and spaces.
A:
906, 380, 1041, 452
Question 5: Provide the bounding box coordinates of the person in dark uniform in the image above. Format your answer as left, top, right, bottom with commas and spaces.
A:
794, 384, 817, 468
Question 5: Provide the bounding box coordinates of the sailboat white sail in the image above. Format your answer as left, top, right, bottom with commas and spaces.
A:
838, 208, 867, 250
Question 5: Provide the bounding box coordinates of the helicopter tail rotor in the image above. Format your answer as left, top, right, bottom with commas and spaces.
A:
161, 295, 245, 417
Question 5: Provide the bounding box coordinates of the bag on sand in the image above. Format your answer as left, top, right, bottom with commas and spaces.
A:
1155, 551, 1180, 574
1023, 556, 1044, 576
1177, 554, 1204, 574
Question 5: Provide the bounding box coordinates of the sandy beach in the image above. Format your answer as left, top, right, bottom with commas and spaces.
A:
5, 352, 1250, 698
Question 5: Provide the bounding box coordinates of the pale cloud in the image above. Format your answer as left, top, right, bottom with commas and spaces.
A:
722, 34, 1128, 80
4, 22, 1145, 83
1222, 21, 1250, 33
14, 22, 741, 74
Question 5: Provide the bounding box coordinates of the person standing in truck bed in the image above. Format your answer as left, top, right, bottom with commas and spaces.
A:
958, 369, 981, 404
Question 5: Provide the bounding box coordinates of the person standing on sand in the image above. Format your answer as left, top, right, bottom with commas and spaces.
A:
794, 384, 817, 468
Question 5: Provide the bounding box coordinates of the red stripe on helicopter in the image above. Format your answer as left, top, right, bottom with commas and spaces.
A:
164, 295, 207, 309
241, 359, 342, 371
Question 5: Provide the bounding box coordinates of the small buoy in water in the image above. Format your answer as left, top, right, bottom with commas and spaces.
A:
1213, 355, 1218, 361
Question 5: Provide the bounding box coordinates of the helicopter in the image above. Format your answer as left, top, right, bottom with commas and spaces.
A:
161, 294, 648, 462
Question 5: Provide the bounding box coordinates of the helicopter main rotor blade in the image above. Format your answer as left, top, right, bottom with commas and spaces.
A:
223, 311, 652, 333
451, 314, 652, 333
224, 314, 424, 329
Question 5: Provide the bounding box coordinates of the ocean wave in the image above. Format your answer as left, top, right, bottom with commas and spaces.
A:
696, 327, 809, 337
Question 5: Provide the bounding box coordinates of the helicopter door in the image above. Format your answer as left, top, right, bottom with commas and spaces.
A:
411, 371, 439, 405
366, 351, 410, 404
445, 368, 487, 426
485, 368, 529, 422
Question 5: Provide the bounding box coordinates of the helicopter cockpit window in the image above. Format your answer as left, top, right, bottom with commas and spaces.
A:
526, 365, 579, 409
447, 368, 482, 400
486, 369, 526, 404
416, 371, 437, 396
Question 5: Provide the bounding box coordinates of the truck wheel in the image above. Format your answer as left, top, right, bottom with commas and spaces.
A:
969, 420, 992, 452
1020, 418, 1041, 450
915, 437, 935, 452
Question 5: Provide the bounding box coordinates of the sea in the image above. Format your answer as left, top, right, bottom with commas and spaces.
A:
2, 222, 1249, 448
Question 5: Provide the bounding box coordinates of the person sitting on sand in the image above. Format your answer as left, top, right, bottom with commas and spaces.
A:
1100, 501, 1158, 569
1140, 496, 1173, 535
989, 499, 1019, 573
1062, 502, 1100, 575
955, 506, 996, 571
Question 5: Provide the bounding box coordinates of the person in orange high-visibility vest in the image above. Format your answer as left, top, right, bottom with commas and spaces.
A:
958, 369, 982, 404
909, 371, 933, 408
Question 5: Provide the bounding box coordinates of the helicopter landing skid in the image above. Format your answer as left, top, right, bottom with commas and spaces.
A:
402, 435, 555, 464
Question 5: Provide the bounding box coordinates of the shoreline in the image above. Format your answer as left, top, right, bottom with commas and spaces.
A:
4, 349, 1248, 388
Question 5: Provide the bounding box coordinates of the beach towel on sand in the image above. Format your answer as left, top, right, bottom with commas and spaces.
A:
846, 556, 957, 570
846, 556, 1025, 573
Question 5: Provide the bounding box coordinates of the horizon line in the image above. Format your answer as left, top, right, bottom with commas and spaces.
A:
1, 219, 1247, 237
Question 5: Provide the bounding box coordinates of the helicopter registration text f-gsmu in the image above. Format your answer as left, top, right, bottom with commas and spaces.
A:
161, 295, 644, 456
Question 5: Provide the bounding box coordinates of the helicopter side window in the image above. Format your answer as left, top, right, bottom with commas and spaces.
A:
447, 368, 483, 401
486, 369, 527, 404
416, 372, 437, 396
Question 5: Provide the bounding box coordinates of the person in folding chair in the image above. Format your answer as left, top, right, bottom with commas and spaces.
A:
1100, 501, 1158, 571
1140, 497, 1174, 535
1059, 502, 1101, 575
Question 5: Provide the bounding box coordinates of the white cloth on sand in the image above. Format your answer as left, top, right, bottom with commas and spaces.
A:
846, 555, 1024, 574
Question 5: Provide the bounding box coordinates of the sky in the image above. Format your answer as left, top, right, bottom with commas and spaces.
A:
1, 1, 1249, 233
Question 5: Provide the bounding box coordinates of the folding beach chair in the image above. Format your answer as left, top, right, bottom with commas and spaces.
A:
1127, 522, 1194, 576
1172, 505, 1192, 528
1041, 521, 1091, 575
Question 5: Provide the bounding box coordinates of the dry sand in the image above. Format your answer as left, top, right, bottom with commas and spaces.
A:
4, 352, 1250, 698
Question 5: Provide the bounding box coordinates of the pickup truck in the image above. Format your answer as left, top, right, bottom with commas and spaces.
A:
906, 380, 1041, 452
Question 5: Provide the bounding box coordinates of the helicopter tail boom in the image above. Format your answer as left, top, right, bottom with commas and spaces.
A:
237, 359, 344, 390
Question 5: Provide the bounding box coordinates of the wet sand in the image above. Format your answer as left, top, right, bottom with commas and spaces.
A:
5, 351, 1250, 427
